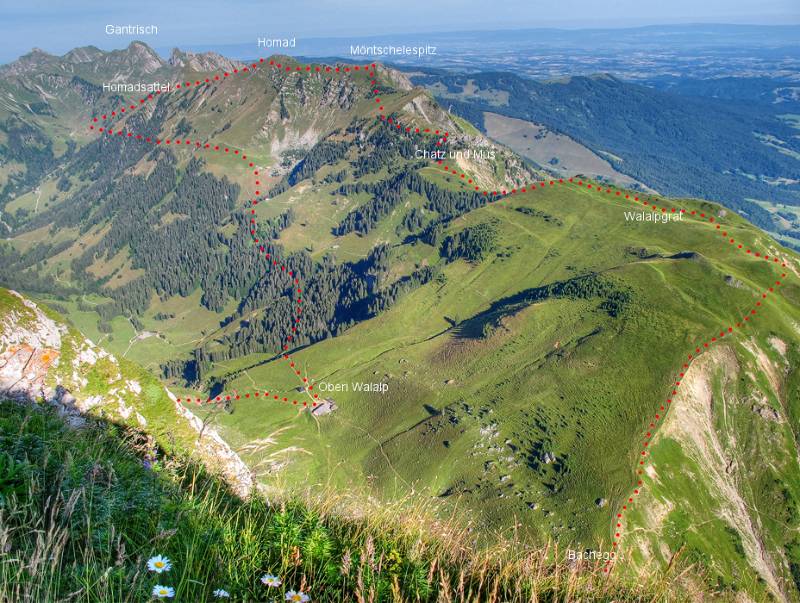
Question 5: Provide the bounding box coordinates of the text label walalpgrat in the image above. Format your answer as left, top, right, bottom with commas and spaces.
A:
624, 211, 684, 224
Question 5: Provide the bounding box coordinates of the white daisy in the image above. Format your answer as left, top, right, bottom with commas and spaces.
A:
260, 574, 282, 587
285, 590, 310, 602
213, 589, 231, 598
152, 585, 175, 598
147, 555, 172, 573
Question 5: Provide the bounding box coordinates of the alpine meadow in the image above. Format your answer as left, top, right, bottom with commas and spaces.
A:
2, 9, 800, 601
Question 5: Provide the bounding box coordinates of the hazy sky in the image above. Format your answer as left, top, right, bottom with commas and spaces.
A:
1, 0, 799, 62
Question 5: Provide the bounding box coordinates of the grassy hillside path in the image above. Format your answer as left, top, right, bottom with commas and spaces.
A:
88, 57, 795, 580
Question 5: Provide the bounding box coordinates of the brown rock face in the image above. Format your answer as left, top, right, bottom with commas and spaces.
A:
0, 344, 59, 401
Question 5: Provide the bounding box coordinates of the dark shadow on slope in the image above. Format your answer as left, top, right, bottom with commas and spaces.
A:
453, 272, 631, 340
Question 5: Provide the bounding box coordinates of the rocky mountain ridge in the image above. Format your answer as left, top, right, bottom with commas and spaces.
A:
0, 288, 254, 497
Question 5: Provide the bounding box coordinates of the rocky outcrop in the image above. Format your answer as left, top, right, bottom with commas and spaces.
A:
643, 344, 790, 601
0, 290, 66, 402
170, 394, 255, 498
0, 289, 254, 498
168, 48, 242, 73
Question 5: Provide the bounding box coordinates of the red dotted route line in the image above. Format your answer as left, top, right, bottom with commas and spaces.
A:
91, 58, 381, 129
175, 387, 316, 408
371, 119, 795, 569
603, 276, 785, 573
90, 57, 389, 409
90, 58, 796, 566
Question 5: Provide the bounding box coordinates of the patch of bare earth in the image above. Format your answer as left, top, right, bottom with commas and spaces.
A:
657, 345, 785, 601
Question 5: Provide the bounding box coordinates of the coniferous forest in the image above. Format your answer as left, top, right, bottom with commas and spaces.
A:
0, 114, 488, 385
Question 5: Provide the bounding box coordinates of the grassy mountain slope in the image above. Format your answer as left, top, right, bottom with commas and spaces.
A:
1, 43, 800, 600
411, 71, 800, 242
205, 176, 800, 599
0, 400, 692, 602
0, 289, 693, 601
0, 45, 531, 376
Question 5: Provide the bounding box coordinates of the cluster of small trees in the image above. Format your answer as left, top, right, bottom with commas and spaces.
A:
334, 170, 413, 235
440, 222, 499, 263
334, 166, 487, 236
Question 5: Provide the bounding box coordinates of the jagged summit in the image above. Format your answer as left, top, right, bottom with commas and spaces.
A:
1, 47, 57, 75
96, 41, 166, 74
0, 40, 166, 78
63, 45, 105, 64
168, 47, 242, 72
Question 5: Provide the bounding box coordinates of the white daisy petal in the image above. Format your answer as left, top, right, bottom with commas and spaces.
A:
147, 555, 172, 574
152, 584, 175, 598
260, 573, 282, 587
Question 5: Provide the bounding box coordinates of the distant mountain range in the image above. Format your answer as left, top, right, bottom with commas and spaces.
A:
4, 23, 798, 78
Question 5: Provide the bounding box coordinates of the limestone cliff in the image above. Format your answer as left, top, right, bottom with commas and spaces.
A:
0, 288, 255, 498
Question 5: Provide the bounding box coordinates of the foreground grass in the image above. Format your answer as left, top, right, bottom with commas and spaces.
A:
0, 401, 693, 602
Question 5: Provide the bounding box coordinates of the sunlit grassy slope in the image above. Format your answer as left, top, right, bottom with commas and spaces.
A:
4, 44, 800, 598
198, 179, 800, 598
1, 398, 701, 602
